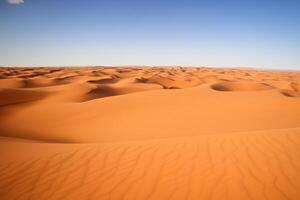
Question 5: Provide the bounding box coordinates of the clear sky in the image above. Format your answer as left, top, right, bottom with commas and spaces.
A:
0, 0, 299, 69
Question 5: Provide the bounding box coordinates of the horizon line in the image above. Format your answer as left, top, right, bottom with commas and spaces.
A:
1, 65, 299, 72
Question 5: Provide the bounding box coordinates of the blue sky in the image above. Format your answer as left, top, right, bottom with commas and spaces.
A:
0, 0, 299, 69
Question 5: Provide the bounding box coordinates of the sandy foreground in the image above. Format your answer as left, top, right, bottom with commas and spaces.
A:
0, 66, 300, 200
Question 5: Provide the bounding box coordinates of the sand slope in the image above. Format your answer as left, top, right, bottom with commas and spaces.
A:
0, 66, 300, 199
1, 129, 300, 200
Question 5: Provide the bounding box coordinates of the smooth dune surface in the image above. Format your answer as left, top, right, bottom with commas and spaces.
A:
0, 66, 300, 200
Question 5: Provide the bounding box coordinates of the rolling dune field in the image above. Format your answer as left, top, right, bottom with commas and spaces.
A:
0, 66, 300, 200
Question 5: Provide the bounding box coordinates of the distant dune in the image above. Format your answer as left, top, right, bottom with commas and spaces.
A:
0, 66, 300, 199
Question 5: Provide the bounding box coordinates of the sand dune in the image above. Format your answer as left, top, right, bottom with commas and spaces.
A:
0, 66, 300, 199
210, 81, 273, 91
1, 129, 300, 200
0, 88, 48, 107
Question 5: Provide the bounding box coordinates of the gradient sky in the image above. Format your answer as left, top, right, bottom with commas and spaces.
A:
0, 0, 299, 69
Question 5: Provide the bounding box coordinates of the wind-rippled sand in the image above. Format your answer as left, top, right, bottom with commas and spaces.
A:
0, 66, 300, 200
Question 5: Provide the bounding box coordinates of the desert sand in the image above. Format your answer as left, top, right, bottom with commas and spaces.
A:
0, 66, 300, 200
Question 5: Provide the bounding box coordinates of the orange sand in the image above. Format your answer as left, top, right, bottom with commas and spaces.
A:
0, 66, 300, 199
